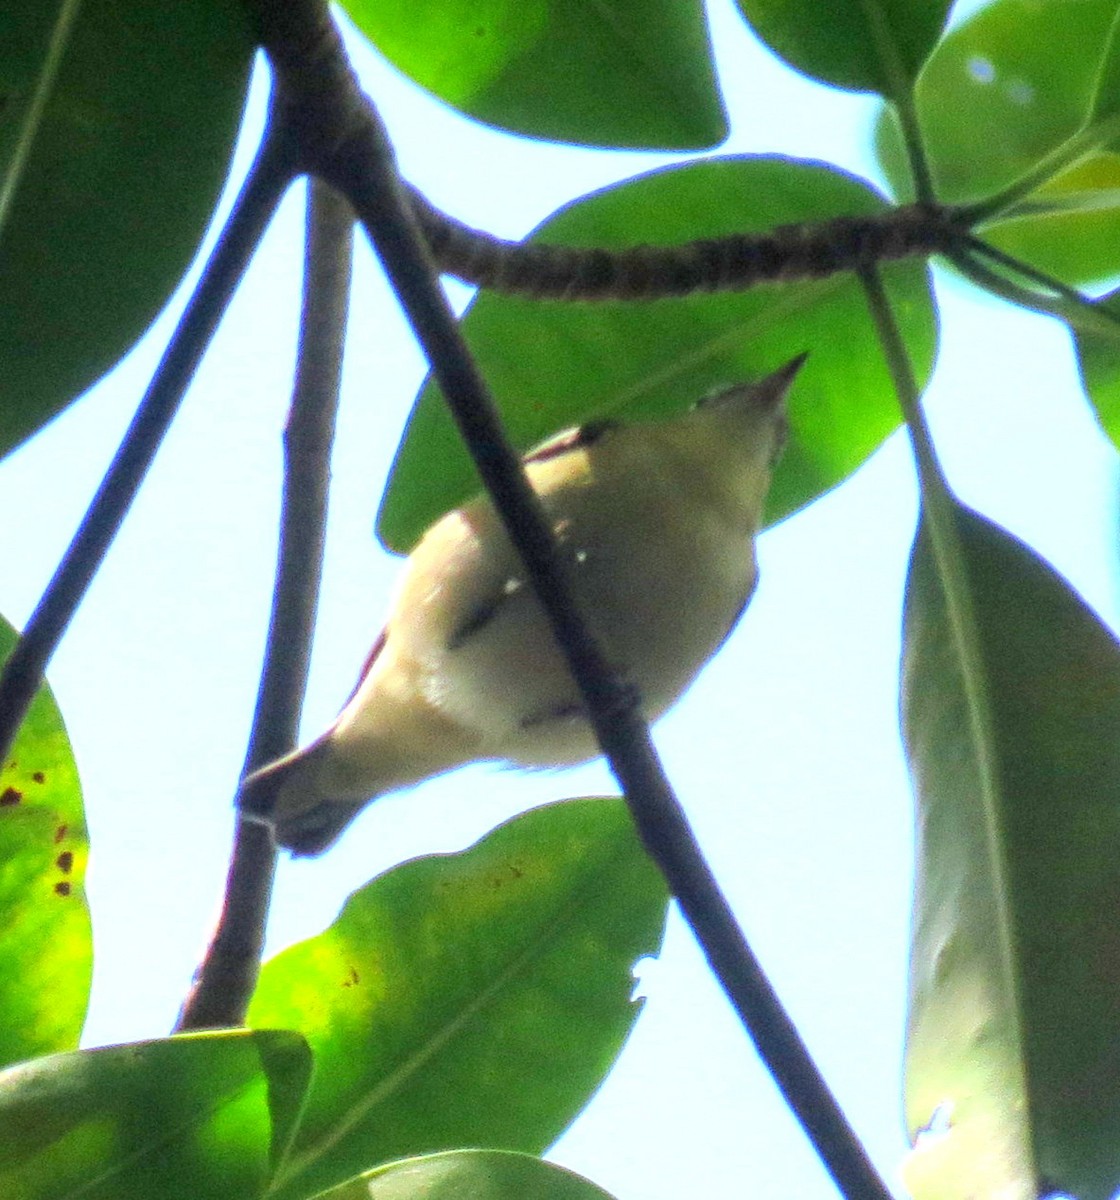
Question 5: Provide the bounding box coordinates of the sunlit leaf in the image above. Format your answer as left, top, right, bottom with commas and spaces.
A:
340, 0, 726, 150
0, 616, 89, 1068
968, 152, 1120, 286
378, 156, 937, 552
0, 1030, 312, 1200
876, 0, 1118, 205
736, 0, 950, 97
250, 798, 668, 1200
311, 1149, 618, 1200
902, 502, 1120, 1200
874, 0, 1120, 283
0, 0, 252, 457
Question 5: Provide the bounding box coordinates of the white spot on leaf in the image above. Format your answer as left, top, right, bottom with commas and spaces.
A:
1006, 78, 1034, 105
967, 55, 995, 83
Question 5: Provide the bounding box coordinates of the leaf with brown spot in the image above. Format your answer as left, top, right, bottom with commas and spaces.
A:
0, 614, 90, 1067
250, 798, 668, 1200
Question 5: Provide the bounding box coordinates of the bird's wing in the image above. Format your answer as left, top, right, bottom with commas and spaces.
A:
341, 626, 388, 707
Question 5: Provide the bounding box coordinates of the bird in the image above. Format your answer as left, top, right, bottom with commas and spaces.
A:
238, 354, 804, 855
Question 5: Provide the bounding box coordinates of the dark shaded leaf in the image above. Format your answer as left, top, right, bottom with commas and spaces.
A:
0, 0, 252, 456
736, 0, 950, 98
902, 503, 1120, 1200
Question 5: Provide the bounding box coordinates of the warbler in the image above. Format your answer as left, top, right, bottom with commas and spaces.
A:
239, 355, 803, 854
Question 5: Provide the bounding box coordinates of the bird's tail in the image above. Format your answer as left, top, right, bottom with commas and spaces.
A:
238, 651, 486, 855
238, 735, 368, 857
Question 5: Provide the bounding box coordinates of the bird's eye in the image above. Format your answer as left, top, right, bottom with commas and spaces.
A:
525, 419, 617, 464
695, 383, 743, 410
577, 419, 616, 445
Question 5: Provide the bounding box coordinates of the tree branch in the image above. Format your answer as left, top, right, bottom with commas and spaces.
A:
0, 124, 294, 770
411, 186, 959, 299
351, 116, 896, 1200
247, 1, 962, 305
176, 179, 353, 1031
238, 4, 897, 1196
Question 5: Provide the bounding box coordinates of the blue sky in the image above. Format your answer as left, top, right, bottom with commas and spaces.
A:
1, 3, 1116, 1197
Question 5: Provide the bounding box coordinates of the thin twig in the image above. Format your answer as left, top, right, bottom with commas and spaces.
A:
961, 235, 1097, 307
892, 92, 935, 208
0, 126, 294, 769
949, 248, 1120, 339
858, 267, 949, 497
176, 179, 353, 1031
950, 251, 1072, 316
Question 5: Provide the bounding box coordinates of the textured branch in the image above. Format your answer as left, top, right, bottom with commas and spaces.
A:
239, 2, 962, 306
0, 126, 293, 771
176, 179, 353, 1031
411, 186, 961, 299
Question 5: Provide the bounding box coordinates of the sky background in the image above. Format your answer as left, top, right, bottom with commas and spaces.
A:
2, 2, 1117, 1198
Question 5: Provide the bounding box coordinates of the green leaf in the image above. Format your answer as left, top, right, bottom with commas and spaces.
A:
249, 798, 668, 1200
876, 0, 1119, 205
340, 0, 726, 151
874, 0, 1120, 283
735, 0, 950, 98
378, 156, 937, 553
901, 503, 1120, 1200
1071, 287, 1120, 445
0, 1030, 312, 1200
311, 1150, 617, 1200
965, 151, 1120, 286
0, 615, 90, 1068
0, 0, 253, 458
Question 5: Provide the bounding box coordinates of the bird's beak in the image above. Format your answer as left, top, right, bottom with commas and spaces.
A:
755, 352, 809, 409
